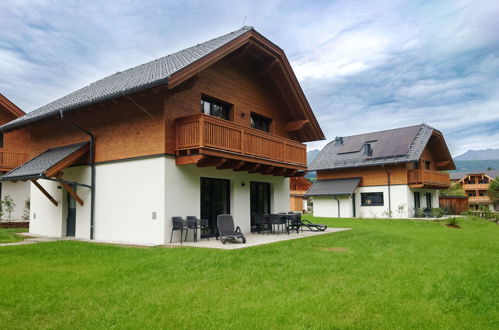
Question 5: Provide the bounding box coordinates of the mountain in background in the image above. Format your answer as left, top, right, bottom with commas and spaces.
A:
454, 148, 499, 160
307, 149, 321, 165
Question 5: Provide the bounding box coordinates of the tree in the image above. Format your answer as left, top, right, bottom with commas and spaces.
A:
488, 177, 499, 201
1, 195, 16, 222
440, 182, 466, 197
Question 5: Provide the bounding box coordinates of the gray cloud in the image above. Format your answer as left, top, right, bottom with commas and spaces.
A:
0, 0, 497, 156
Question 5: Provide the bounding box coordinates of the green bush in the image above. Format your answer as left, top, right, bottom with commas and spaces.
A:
414, 208, 424, 218
431, 208, 445, 218
445, 217, 459, 226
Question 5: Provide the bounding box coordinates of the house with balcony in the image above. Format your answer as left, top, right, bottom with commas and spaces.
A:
450, 170, 499, 211
305, 124, 454, 218
0, 27, 324, 245
0, 94, 30, 221
289, 176, 312, 212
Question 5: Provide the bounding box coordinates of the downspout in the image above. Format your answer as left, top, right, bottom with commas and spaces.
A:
59, 110, 96, 239
334, 196, 340, 218
383, 166, 392, 217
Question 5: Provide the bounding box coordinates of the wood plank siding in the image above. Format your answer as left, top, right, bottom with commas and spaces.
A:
0, 98, 30, 171
20, 55, 310, 174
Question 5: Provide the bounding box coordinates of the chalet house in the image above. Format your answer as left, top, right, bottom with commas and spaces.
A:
0, 27, 324, 245
450, 170, 499, 211
289, 176, 312, 212
0, 94, 30, 221
305, 124, 455, 218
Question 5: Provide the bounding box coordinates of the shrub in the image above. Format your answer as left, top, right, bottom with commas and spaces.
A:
431, 208, 445, 218
414, 208, 424, 218
1, 195, 16, 222
445, 217, 459, 226
488, 177, 499, 201
22, 199, 30, 222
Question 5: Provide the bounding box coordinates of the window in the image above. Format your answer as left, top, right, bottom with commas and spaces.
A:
200, 96, 231, 120
425, 161, 431, 169
414, 161, 419, 169
361, 192, 384, 206
250, 113, 271, 132
426, 192, 432, 208
0, 132, 3, 148
414, 192, 421, 209
365, 143, 373, 157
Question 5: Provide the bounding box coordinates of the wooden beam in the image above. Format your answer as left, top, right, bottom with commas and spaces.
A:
217, 159, 242, 170
31, 180, 58, 207
261, 166, 275, 175
45, 144, 90, 178
272, 167, 287, 176
234, 162, 256, 172
284, 169, 298, 177
436, 161, 450, 167
198, 157, 227, 168
247, 164, 261, 173
255, 58, 278, 75
284, 120, 309, 132
125, 95, 155, 119
176, 154, 203, 165
56, 174, 84, 207
232, 161, 245, 171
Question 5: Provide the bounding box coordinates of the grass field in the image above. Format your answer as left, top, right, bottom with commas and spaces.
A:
0, 227, 27, 244
0, 217, 497, 329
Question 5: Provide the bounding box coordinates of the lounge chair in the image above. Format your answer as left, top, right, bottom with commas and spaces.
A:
217, 214, 246, 244
300, 217, 327, 232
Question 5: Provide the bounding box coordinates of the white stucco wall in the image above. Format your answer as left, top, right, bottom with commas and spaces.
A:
27, 155, 291, 245
164, 157, 290, 242
312, 195, 352, 218
311, 184, 442, 219
1, 181, 30, 221
94, 157, 166, 245
29, 179, 64, 237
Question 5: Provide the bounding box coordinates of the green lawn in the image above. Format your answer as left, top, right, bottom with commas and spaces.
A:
0, 217, 497, 329
0, 227, 27, 244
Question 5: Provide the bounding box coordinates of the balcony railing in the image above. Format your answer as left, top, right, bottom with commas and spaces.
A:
468, 196, 491, 203
175, 114, 307, 167
408, 169, 450, 188
0, 148, 29, 171
462, 183, 489, 190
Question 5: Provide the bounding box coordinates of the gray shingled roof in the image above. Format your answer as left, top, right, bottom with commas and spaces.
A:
304, 178, 360, 197
1, 27, 253, 132
450, 170, 499, 180
309, 124, 434, 171
0, 142, 88, 181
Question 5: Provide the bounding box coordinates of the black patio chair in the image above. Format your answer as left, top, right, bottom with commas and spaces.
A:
423, 208, 432, 218
268, 214, 285, 235
301, 219, 327, 232
253, 213, 270, 234
287, 213, 303, 234
170, 216, 188, 244
217, 214, 246, 244
186, 216, 210, 241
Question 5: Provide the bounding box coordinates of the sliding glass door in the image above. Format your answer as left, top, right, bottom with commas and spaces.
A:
200, 178, 230, 238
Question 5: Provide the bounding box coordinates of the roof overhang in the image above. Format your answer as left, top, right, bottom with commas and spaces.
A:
304, 177, 361, 197
0, 94, 25, 118
0, 142, 89, 182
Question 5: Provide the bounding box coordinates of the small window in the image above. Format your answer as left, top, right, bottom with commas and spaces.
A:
365, 143, 373, 157
361, 192, 384, 206
0, 132, 3, 148
250, 113, 271, 132
414, 161, 419, 169
425, 161, 431, 169
200, 96, 231, 120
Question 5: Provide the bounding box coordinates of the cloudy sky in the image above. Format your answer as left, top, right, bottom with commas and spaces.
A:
1, 0, 498, 156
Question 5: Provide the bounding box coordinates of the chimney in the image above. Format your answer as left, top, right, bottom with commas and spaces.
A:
334, 136, 343, 146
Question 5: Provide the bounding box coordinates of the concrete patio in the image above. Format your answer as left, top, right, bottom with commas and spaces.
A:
167, 227, 352, 250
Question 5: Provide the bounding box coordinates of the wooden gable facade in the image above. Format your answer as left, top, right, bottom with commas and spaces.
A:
12, 29, 324, 177
0, 95, 29, 172
317, 130, 453, 189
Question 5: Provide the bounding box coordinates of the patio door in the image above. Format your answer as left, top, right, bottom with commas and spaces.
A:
66, 188, 76, 237
250, 181, 271, 227
200, 178, 230, 238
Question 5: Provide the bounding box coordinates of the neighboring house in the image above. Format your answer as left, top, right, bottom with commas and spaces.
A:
0, 27, 324, 245
305, 124, 455, 218
450, 170, 499, 211
289, 176, 312, 212
0, 94, 30, 221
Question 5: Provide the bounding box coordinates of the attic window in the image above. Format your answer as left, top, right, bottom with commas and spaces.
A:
201, 96, 231, 120
365, 143, 373, 157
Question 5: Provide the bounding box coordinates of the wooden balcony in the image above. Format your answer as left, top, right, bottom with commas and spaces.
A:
408, 169, 450, 189
463, 183, 489, 190
0, 148, 29, 172
468, 196, 492, 204
175, 114, 307, 176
